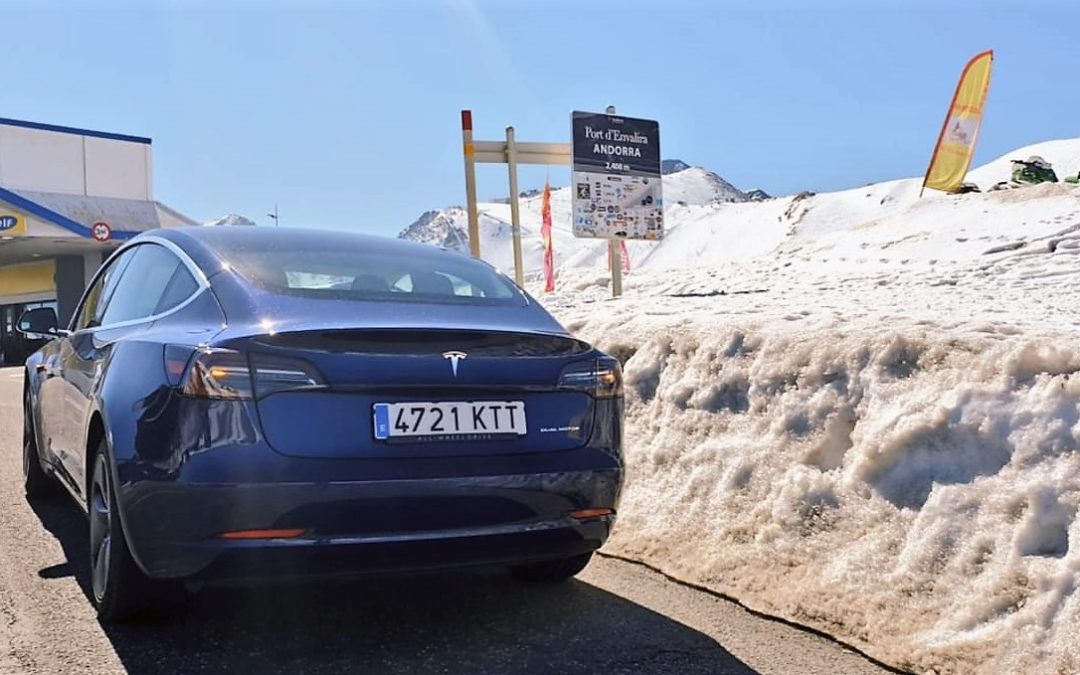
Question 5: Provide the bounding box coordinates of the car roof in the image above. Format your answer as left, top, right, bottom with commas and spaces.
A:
128, 226, 563, 338
156, 225, 460, 260
138, 226, 484, 278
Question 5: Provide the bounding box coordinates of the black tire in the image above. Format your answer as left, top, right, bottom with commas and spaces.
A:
23, 388, 56, 498
510, 552, 593, 583
89, 441, 178, 622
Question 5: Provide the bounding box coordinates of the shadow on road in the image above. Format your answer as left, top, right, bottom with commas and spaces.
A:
27, 493, 758, 675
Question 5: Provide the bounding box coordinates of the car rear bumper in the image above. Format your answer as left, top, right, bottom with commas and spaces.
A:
119, 462, 622, 580
112, 394, 622, 581
180, 516, 610, 583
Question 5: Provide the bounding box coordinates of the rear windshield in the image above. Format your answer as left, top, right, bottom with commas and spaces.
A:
220, 240, 524, 306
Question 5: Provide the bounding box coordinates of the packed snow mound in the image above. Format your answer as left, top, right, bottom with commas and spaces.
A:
564, 309, 1080, 675
203, 213, 257, 227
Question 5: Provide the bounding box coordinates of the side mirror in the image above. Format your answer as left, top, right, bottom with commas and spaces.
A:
16, 307, 61, 340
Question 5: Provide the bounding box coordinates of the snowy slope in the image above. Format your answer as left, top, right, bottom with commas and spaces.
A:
401, 140, 1080, 286
641, 139, 1080, 276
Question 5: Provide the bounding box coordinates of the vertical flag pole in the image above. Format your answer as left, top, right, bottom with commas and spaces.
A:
506, 126, 525, 287
461, 110, 481, 259
606, 105, 623, 298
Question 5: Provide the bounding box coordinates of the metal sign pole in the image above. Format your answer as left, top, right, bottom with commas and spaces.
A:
461, 110, 481, 259
605, 105, 623, 298
506, 126, 525, 287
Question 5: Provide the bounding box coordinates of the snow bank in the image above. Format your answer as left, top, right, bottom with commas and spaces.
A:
555, 302, 1080, 674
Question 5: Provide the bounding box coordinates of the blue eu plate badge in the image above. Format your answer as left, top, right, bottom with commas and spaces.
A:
373, 403, 391, 440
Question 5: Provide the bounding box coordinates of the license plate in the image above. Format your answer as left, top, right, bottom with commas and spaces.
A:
373, 401, 527, 440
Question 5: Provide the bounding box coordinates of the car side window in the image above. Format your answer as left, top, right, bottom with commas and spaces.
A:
154, 263, 200, 315
73, 248, 137, 331
99, 244, 194, 326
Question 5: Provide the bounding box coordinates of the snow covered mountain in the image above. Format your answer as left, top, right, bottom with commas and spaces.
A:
666, 166, 747, 204
203, 213, 257, 227
397, 162, 750, 278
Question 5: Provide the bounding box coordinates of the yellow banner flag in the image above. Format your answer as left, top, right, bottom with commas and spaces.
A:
922, 50, 993, 194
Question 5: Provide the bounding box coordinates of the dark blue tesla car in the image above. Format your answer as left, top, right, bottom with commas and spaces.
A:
19, 227, 623, 621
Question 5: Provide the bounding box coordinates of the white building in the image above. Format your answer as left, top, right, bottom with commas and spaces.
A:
0, 117, 196, 364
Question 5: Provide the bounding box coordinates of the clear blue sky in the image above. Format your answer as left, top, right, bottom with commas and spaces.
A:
1, 1, 1077, 235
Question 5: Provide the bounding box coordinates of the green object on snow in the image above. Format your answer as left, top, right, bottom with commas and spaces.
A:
1011, 155, 1059, 185
1066, 174, 1080, 185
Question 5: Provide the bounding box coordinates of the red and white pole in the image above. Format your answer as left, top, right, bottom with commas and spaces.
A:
461, 110, 481, 259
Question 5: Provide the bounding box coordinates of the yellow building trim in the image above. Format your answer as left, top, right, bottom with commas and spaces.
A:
0, 210, 27, 235
0, 261, 56, 296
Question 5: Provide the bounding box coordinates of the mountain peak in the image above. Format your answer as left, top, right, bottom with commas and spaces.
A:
664, 167, 748, 205
398, 208, 470, 252
203, 213, 257, 227
661, 159, 692, 175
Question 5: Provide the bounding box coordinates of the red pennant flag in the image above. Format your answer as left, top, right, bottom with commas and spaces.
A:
541, 180, 555, 292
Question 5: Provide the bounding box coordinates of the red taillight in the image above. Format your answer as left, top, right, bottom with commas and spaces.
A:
179, 348, 326, 400
570, 508, 614, 520
248, 352, 326, 398
182, 349, 254, 399
217, 528, 307, 540
557, 357, 623, 399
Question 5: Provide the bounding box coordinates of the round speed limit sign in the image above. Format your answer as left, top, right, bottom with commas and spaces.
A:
92, 221, 112, 242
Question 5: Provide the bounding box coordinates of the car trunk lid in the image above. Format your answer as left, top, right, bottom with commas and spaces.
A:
226, 328, 597, 459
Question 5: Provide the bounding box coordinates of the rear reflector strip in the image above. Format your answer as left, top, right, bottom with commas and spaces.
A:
569, 508, 614, 520
217, 528, 307, 540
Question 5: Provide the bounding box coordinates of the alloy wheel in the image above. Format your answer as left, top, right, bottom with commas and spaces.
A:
89, 455, 113, 603
22, 395, 34, 482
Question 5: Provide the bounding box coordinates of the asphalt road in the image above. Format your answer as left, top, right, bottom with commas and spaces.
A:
0, 366, 891, 675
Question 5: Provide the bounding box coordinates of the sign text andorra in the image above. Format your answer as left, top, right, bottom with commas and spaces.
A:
582, 126, 650, 160
572, 112, 660, 176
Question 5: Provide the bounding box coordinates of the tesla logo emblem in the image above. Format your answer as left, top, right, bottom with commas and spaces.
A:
442, 351, 467, 377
